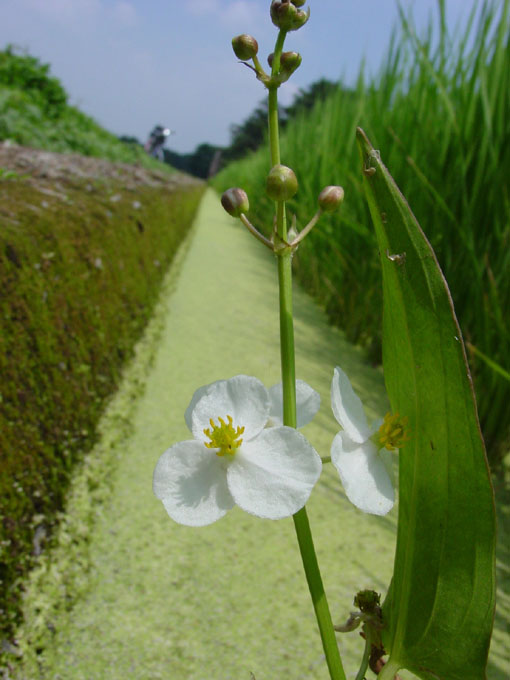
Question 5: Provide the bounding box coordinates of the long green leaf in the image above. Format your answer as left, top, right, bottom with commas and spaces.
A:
356, 127, 496, 680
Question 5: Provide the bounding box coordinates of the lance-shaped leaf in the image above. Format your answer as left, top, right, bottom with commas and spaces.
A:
356, 127, 496, 680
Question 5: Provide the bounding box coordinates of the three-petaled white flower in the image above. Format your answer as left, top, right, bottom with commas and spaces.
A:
153, 375, 322, 527
330, 367, 407, 516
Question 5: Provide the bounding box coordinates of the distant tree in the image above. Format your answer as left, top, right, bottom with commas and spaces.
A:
163, 143, 222, 179
220, 79, 340, 165
224, 101, 270, 161
188, 143, 220, 178
283, 78, 338, 119
119, 135, 141, 146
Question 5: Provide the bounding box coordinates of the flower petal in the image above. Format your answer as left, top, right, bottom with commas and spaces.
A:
184, 381, 217, 432
191, 375, 269, 442
153, 440, 234, 526
331, 431, 394, 515
227, 427, 321, 520
331, 367, 371, 443
268, 380, 321, 428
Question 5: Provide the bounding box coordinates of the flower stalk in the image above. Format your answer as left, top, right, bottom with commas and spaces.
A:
267, 25, 347, 680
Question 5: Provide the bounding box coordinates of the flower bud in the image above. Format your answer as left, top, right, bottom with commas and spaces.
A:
266, 165, 298, 201
280, 50, 302, 75
291, 0, 306, 6
270, 1, 297, 30
292, 8, 309, 30
318, 185, 344, 212
221, 188, 249, 217
267, 51, 301, 78
231, 34, 259, 61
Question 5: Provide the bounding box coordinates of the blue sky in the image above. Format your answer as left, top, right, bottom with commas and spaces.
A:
0, 0, 477, 153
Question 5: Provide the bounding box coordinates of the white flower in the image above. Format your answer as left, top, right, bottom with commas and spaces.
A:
153, 375, 322, 527
267, 379, 320, 427
330, 367, 407, 516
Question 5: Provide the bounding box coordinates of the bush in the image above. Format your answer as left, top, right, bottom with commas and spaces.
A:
0, 45, 68, 118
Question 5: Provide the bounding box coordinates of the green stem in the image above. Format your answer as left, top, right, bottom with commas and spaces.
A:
292, 508, 347, 680
267, 29, 347, 680
268, 83, 280, 167
268, 29, 286, 167
355, 627, 372, 680
277, 248, 296, 425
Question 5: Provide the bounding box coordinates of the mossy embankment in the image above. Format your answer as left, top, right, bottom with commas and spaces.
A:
7, 190, 508, 680
0, 143, 204, 647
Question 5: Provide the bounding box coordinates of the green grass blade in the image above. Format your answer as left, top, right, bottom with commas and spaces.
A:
467, 342, 510, 383
356, 127, 496, 680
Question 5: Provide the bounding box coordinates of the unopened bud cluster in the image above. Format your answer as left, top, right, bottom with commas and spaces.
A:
270, 0, 309, 31
231, 2, 308, 88
221, 1, 346, 257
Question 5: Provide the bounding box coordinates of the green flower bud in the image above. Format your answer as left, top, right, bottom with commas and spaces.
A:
221, 188, 249, 217
270, 1, 297, 31
291, 0, 306, 6
267, 51, 301, 78
266, 165, 298, 201
231, 34, 259, 61
292, 7, 309, 30
280, 50, 302, 75
318, 185, 344, 212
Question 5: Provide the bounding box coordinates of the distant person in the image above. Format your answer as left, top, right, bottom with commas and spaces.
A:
144, 125, 172, 160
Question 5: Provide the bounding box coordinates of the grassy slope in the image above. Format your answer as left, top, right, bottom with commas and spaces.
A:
12, 190, 508, 680
0, 150, 204, 648
0, 83, 164, 169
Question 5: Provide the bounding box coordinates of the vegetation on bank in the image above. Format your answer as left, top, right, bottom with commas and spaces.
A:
213, 0, 510, 465
0, 45, 167, 168
0, 45, 206, 646
0, 163, 204, 646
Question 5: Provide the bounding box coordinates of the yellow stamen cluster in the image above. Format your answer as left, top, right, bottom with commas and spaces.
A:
377, 412, 410, 451
203, 415, 245, 457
